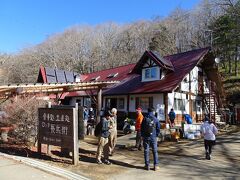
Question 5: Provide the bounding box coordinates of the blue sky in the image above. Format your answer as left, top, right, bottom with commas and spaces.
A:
0, 0, 200, 53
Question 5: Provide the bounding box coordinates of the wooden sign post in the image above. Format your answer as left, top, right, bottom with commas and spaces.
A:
38, 107, 79, 165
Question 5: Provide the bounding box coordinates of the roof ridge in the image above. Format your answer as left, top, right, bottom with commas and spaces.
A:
164, 47, 210, 58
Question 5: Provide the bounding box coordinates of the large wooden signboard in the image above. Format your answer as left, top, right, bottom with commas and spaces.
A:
38, 107, 79, 165
38, 108, 74, 147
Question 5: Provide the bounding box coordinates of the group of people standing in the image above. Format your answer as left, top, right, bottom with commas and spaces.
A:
95, 106, 160, 171
96, 108, 117, 165
94, 105, 218, 170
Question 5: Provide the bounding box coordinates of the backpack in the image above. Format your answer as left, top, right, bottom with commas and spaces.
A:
144, 116, 155, 136
169, 111, 175, 120
94, 120, 102, 137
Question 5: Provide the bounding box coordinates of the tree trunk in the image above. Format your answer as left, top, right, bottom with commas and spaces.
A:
228, 54, 232, 74
235, 45, 238, 76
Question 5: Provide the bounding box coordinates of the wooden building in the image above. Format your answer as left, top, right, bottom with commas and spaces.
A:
38, 47, 225, 126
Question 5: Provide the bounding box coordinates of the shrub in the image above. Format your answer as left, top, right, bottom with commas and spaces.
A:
1, 95, 48, 145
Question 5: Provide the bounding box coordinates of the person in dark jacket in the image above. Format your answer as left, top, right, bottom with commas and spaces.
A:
96, 110, 112, 165
141, 107, 160, 171
168, 108, 176, 127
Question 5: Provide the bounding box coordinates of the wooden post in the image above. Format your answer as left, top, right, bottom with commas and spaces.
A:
97, 87, 102, 124
164, 93, 168, 124
37, 109, 41, 154
47, 101, 52, 155
72, 106, 79, 165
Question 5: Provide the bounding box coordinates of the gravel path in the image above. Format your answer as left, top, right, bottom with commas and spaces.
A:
109, 132, 240, 180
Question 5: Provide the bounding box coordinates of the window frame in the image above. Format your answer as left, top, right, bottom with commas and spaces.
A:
174, 98, 186, 111
142, 66, 160, 82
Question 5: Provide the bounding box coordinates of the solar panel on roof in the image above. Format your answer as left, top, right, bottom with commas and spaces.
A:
45, 67, 57, 83
65, 71, 74, 82
45, 67, 56, 76
55, 69, 66, 83
47, 76, 57, 83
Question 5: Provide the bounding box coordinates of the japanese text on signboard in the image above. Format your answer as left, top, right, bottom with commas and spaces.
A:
38, 108, 73, 147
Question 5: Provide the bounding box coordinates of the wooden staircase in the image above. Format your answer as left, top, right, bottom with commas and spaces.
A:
203, 81, 222, 123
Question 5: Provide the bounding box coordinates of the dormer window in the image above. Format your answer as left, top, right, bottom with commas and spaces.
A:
142, 67, 160, 82
107, 73, 118, 78
90, 76, 100, 81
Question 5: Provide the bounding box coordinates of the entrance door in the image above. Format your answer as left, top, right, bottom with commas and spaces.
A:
105, 98, 117, 109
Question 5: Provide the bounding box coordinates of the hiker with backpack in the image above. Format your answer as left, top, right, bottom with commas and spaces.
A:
95, 110, 112, 165
200, 114, 218, 160
141, 107, 160, 171
168, 108, 176, 128
109, 108, 117, 156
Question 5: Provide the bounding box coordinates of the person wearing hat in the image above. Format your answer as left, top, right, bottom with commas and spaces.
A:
135, 107, 144, 150
96, 110, 112, 165
109, 108, 117, 156
200, 114, 218, 160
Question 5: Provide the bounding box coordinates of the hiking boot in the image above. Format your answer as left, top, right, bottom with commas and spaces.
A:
206, 153, 210, 160
104, 160, 111, 165
96, 160, 103, 164
154, 166, 160, 171
144, 165, 150, 171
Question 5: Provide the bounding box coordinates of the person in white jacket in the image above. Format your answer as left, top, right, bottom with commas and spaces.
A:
200, 115, 218, 160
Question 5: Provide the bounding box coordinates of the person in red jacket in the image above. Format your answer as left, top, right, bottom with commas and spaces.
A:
135, 107, 144, 150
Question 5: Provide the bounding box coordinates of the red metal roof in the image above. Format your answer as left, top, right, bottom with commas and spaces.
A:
83, 63, 136, 82
39, 47, 211, 97
96, 47, 210, 95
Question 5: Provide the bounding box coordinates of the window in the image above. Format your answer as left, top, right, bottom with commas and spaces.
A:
174, 98, 186, 111
135, 97, 153, 110
193, 100, 201, 112
105, 98, 124, 110
90, 76, 100, 81
117, 98, 125, 109
144, 67, 157, 79
84, 97, 91, 107
142, 67, 160, 82
107, 73, 118, 78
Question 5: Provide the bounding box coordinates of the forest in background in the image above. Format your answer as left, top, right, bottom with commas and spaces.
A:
0, 0, 239, 104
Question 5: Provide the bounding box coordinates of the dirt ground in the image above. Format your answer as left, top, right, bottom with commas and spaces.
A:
0, 125, 240, 180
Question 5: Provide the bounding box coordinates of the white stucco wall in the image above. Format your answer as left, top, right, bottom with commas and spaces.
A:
190, 67, 199, 94
180, 75, 189, 92
180, 66, 200, 94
